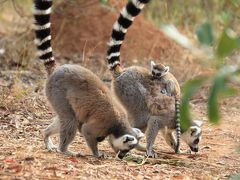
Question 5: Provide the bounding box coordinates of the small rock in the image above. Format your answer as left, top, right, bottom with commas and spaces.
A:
22, 119, 30, 125
0, 48, 5, 55
24, 157, 34, 161
201, 145, 211, 150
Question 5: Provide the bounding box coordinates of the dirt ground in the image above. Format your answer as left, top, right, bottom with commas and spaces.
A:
0, 71, 239, 179
0, 0, 240, 179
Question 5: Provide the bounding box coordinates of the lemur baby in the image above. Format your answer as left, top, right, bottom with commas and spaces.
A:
33, 0, 143, 159
106, 0, 203, 157
150, 61, 180, 98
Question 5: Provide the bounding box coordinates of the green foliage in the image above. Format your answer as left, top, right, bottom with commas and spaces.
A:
181, 23, 239, 126
237, 146, 240, 152
99, 0, 108, 5
99, 0, 111, 8
197, 22, 214, 46
180, 77, 207, 131
162, 20, 240, 127
208, 67, 238, 123
230, 174, 240, 180
217, 30, 240, 58
145, 0, 240, 36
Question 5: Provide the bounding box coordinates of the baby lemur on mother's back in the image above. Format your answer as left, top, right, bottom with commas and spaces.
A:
33, 0, 143, 159
150, 61, 180, 98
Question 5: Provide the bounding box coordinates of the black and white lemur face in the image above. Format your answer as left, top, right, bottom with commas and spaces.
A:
151, 61, 170, 78
181, 120, 203, 152
108, 128, 144, 159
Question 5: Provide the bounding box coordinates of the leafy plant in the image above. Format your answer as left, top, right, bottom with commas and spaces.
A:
161, 21, 240, 128
230, 174, 240, 180
181, 22, 240, 127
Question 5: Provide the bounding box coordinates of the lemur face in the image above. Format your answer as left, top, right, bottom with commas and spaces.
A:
181, 120, 203, 152
151, 61, 169, 77
108, 128, 144, 159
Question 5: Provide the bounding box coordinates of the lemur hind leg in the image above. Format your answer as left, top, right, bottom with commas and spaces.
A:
145, 116, 160, 158
44, 116, 60, 151
57, 111, 81, 157
162, 130, 178, 153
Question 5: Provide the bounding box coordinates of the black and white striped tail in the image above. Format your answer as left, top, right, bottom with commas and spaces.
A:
175, 98, 181, 153
33, 0, 55, 67
107, 0, 151, 70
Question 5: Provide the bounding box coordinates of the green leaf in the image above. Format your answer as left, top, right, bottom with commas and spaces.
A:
230, 174, 240, 180
196, 22, 214, 46
208, 79, 222, 123
220, 86, 238, 97
231, 0, 240, 7
180, 77, 208, 131
208, 66, 239, 123
217, 29, 240, 58
219, 11, 232, 26
100, 0, 110, 6
236, 146, 240, 153
100, 0, 108, 4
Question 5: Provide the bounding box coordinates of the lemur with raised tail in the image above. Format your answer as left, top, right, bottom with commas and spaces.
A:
33, 0, 144, 159
106, 0, 202, 157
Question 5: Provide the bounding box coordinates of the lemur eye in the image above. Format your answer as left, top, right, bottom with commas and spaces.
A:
123, 136, 134, 143
193, 138, 199, 144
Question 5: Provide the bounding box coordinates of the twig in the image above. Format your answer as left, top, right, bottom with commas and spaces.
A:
207, 142, 235, 146
11, 0, 25, 17
189, 159, 224, 168
82, 40, 87, 63
53, 19, 66, 44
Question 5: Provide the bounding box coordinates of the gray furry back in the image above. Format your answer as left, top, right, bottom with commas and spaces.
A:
112, 67, 150, 130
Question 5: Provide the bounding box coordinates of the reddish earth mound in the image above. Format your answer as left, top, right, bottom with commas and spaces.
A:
52, 1, 180, 63
51, 0, 203, 82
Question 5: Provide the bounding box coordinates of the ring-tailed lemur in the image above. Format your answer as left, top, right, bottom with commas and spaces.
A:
33, 0, 144, 159
150, 60, 181, 153
150, 61, 180, 97
106, 0, 202, 157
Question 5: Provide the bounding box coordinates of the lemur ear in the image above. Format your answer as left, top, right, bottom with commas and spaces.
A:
190, 126, 198, 136
164, 66, 170, 73
150, 61, 156, 70
193, 120, 203, 127
132, 128, 144, 139
122, 135, 138, 145
123, 135, 134, 143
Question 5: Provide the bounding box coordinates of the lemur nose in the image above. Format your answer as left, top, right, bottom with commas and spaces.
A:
190, 146, 199, 152
193, 148, 198, 152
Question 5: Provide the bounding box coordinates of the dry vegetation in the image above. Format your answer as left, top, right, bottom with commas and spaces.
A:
0, 0, 239, 179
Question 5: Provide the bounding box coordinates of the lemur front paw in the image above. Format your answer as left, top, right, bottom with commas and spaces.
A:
175, 149, 181, 154
94, 151, 108, 159
145, 150, 158, 158
180, 149, 192, 154
44, 139, 57, 152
